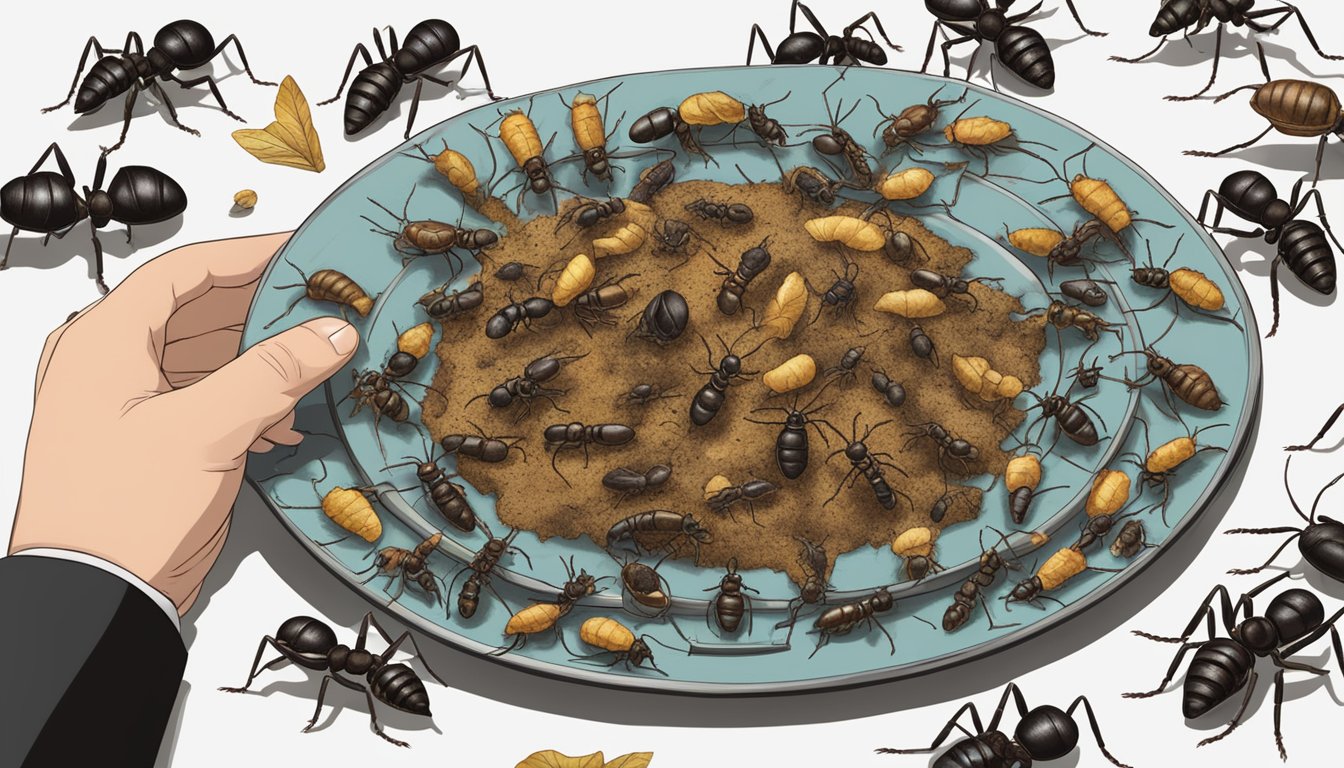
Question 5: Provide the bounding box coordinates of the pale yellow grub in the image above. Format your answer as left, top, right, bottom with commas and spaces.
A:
952, 354, 1024, 401
570, 92, 606, 151
593, 222, 649, 257
874, 288, 946, 318
500, 111, 544, 165
396, 322, 435, 358
1170, 268, 1225, 310
1008, 228, 1064, 257
233, 189, 257, 209
762, 354, 817, 394
431, 147, 483, 203
892, 527, 938, 558
1071, 175, 1131, 233
704, 474, 733, 500
761, 271, 808, 339
580, 616, 636, 651
1005, 454, 1043, 492
944, 116, 1013, 145
877, 167, 935, 200
678, 91, 746, 126
551, 254, 596, 307
1037, 547, 1087, 590
321, 487, 381, 542
504, 602, 563, 636
1147, 436, 1197, 474
1086, 469, 1131, 517
803, 216, 886, 251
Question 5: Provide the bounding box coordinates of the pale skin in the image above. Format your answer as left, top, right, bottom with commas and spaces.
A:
7, 232, 359, 615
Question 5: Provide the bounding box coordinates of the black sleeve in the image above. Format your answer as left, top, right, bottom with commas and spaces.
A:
0, 555, 186, 768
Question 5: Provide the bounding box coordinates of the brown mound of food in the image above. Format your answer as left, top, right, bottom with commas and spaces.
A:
422, 179, 1044, 585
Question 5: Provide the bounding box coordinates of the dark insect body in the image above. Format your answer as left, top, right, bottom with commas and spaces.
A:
494, 261, 528, 281
710, 239, 772, 316
607, 510, 712, 564
869, 85, 967, 156
904, 421, 979, 474
1197, 169, 1338, 337
628, 159, 676, 204
706, 477, 779, 526
911, 268, 1000, 310
824, 346, 866, 385
44, 20, 274, 153
1, 143, 186, 294
1115, 345, 1225, 411
1124, 571, 1344, 760
449, 524, 530, 619
869, 367, 907, 409
220, 613, 445, 747
468, 351, 583, 420
811, 589, 931, 658
559, 197, 625, 230
876, 682, 1130, 767
385, 442, 476, 532
1111, 0, 1342, 102
602, 463, 673, 506
357, 532, 445, 608
543, 422, 636, 485
804, 72, 876, 188
1023, 388, 1103, 448
630, 289, 690, 344
944, 529, 1021, 632
808, 258, 860, 324
485, 294, 555, 339
922, 0, 1105, 90
825, 415, 911, 511
686, 198, 754, 226
689, 332, 764, 427
439, 420, 525, 463
1059, 279, 1108, 307
909, 325, 939, 367
1041, 300, 1118, 342
745, 386, 836, 480
708, 558, 758, 634
746, 0, 901, 66
320, 19, 500, 138
617, 382, 680, 407
419, 279, 483, 321
570, 273, 637, 335
1111, 519, 1150, 558
364, 186, 497, 272
629, 108, 712, 163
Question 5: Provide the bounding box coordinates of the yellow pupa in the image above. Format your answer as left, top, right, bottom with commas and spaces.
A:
570, 92, 606, 152
1146, 437, 1198, 474
500, 110, 544, 165
580, 616, 637, 652
892, 527, 938, 558
551, 254, 596, 307
1071, 175, 1131, 233
505, 602, 564, 636
1086, 469, 1130, 517
877, 167, 935, 200
428, 146, 484, 205
944, 116, 1013, 146
396, 322, 435, 359
1005, 454, 1042, 492
952, 354, 1024, 401
1169, 268, 1225, 310
704, 474, 733, 500
762, 354, 816, 394
803, 216, 886, 251
874, 288, 946, 318
592, 201, 654, 257
321, 487, 382, 542
760, 271, 808, 339
1037, 547, 1087, 590
1007, 228, 1064, 257
678, 91, 746, 126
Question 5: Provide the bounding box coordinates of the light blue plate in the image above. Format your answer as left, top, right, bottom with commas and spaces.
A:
242, 65, 1260, 694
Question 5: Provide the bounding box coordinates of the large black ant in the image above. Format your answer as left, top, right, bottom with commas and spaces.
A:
1125, 571, 1344, 760
43, 20, 275, 153
219, 613, 446, 747
689, 330, 767, 427
746, 0, 901, 66
320, 19, 500, 138
921, 0, 1105, 91
1110, 0, 1342, 102
1, 143, 186, 294
877, 683, 1131, 767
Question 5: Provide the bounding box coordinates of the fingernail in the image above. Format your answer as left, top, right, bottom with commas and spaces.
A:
307, 317, 358, 355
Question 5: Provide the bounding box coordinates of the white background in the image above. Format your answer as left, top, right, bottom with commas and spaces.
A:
3, 1, 1344, 766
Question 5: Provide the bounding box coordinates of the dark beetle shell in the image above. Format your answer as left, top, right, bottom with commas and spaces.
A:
1059, 279, 1108, 307
638, 290, 689, 342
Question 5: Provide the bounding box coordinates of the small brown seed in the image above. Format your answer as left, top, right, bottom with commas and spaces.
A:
233, 189, 258, 209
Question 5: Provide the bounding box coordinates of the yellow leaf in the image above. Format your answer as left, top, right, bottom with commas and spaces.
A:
604, 752, 654, 768
515, 750, 606, 768
232, 75, 324, 172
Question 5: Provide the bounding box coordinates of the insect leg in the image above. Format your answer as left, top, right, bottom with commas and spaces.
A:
87, 220, 109, 295
1287, 402, 1344, 451
1167, 24, 1224, 101
1122, 640, 1208, 697
146, 80, 200, 137
1195, 669, 1258, 748
217, 635, 289, 692
844, 12, 902, 51
165, 72, 244, 122
745, 24, 777, 65
307, 673, 407, 747
1245, 4, 1344, 61
317, 43, 375, 105
1060, 0, 1105, 36
368, 622, 449, 687
874, 700, 986, 754
939, 31, 979, 79
1065, 696, 1132, 768
205, 34, 278, 86
42, 36, 120, 112
1109, 36, 1168, 64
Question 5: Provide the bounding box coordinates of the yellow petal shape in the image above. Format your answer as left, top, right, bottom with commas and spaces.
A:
515, 750, 607, 768
605, 753, 654, 768
232, 75, 325, 172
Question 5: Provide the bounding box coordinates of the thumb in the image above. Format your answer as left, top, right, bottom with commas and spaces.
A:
178, 317, 359, 454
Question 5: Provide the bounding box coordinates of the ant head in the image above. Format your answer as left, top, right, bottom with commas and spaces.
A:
801, 580, 825, 603
976, 7, 1008, 39
845, 440, 869, 462
1232, 616, 1279, 655
872, 590, 895, 611
1144, 350, 1170, 375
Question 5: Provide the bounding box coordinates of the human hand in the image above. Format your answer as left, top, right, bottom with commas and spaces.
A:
7, 232, 360, 614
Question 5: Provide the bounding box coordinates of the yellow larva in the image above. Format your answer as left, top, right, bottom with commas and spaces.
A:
396, 322, 435, 359
944, 116, 1014, 145
1037, 547, 1087, 590
1008, 228, 1064, 258
762, 354, 816, 394
320, 487, 382, 542
803, 216, 886, 251
551, 254, 596, 307
1071, 175, 1131, 233
951, 354, 1024, 401
678, 91, 746, 126
877, 167, 935, 200
1086, 469, 1130, 517
1005, 454, 1042, 492
760, 271, 808, 339
1169, 268, 1225, 310
874, 288, 946, 318
892, 527, 938, 558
